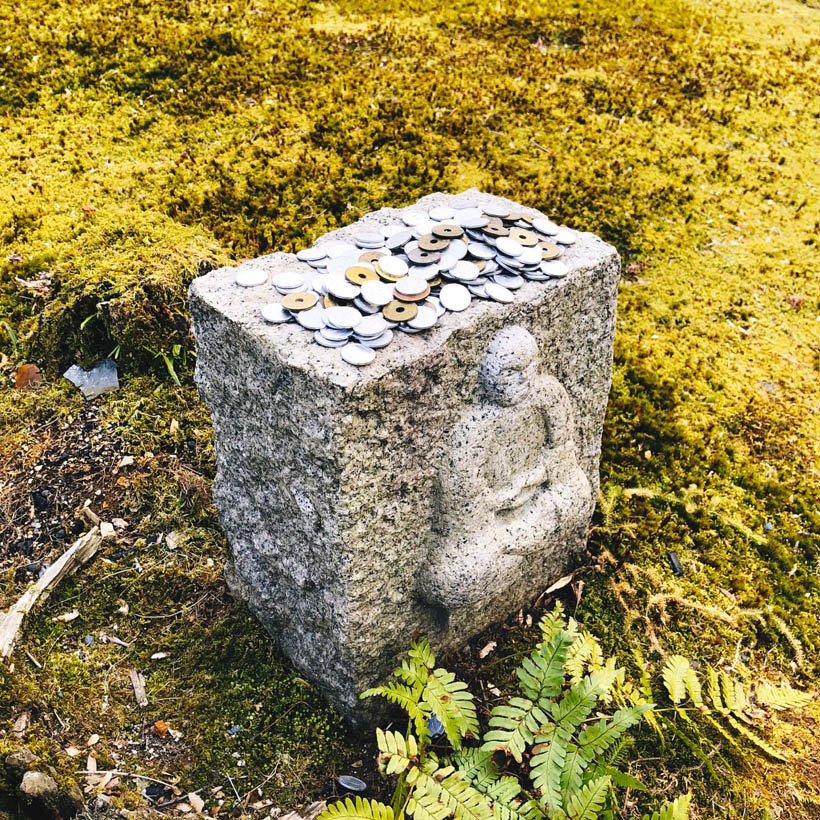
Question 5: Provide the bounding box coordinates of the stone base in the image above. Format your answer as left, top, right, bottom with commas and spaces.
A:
189, 189, 620, 720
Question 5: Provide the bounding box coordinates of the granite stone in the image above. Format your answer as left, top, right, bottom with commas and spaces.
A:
189, 188, 620, 721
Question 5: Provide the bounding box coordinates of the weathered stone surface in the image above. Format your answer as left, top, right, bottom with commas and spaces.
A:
189, 188, 620, 720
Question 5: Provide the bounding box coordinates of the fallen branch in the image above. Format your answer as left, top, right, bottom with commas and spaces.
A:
0, 527, 102, 660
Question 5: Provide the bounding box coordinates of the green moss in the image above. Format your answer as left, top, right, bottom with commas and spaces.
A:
1, 0, 819, 814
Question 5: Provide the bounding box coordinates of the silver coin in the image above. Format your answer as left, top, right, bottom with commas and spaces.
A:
519, 246, 542, 266
554, 229, 576, 245
296, 305, 326, 330
394, 275, 428, 295
272, 271, 304, 292
467, 242, 495, 260
323, 240, 358, 258
455, 211, 488, 229
439, 283, 471, 312
410, 219, 436, 238
311, 274, 330, 295
260, 303, 291, 323
425, 296, 446, 318
382, 224, 407, 238
313, 331, 347, 348
532, 217, 559, 235
341, 343, 376, 366
410, 263, 440, 281
485, 281, 514, 303
326, 274, 360, 301
326, 255, 362, 277
325, 305, 363, 329
378, 256, 409, 278
236, 267, 268, 287
360, 280, 395, 307
385, 230, 413, 250
468, 284, 487, 298
359, 329, 394, 349
541, 260, 570, 278
493, 272, 524, 289
401, 210, 427, 226
319, 324, 354, 341
296, 246, 326, 262
355, 314, 389, 338
483, 203, 510, 218
429, 206, 455, 221
495, 236, 524, 257
354, 231, 384, 248
353, 296, 380, 314
451, 260, 480, 281
407, 305, 438, 330
337, 776, 367, 793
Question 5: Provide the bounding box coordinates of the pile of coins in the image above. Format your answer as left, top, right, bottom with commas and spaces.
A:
238, 202, 577, 367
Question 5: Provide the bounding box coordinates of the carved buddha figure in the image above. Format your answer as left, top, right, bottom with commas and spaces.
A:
418, 326, 593, 612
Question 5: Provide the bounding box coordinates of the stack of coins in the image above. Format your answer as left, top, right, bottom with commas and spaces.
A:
242, 202, 578, 366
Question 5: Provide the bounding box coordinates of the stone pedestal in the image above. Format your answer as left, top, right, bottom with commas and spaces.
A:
189, 189, 620, 720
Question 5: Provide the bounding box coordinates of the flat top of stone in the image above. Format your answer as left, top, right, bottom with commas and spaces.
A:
189, 188, 618, 389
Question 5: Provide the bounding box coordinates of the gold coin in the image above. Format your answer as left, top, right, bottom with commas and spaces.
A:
540, 241, 560, 260
418, 234, 450, 252
509, 228, 538, 246
383, 300, 418, 322
345, 265, 378, 285
323, 294, 340, 308
282, 291, 319, 311
428, 276, 442, 287
394, 285, 431, 302
484, 223, 509, 238
431, 223, 464, 239
359, 250, 387, 263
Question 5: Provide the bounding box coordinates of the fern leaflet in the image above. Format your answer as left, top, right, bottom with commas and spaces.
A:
565, 775, 610, 820
319, 798, 395, 820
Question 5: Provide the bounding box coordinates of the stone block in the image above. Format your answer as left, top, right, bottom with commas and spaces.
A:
189, 189, 620, 720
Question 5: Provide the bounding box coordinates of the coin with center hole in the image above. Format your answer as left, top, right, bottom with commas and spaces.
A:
360, 280, 395, 306
483, 222, 509, 238
540, 242, 561, 260
439, 283, 471, 312
282, 291, 319, 311
509, 228, 539, 246
260, 303, 291, 323
345, 266, 378, 285
236, 267, 268, 287
418, 234, 450, 252
406, 246, 440, 265
431, 223, 464, 239
359, 250, 388, 263
383, 300, 418, 322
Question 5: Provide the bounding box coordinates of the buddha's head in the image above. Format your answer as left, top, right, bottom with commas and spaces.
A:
479, 326, 539, 406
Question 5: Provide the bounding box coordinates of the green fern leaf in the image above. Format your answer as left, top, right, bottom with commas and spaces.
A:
684, 666, 703, 708
376, 728, 419, 775
407, 792, 451, 820
566, 633, 604, 685
319, 797, 395, 820
518, 628, 574, 701
362, 682, 426, 718
706, 666, 725, 713
661, 656, 690, 705
597, 765, 645, 791
551, 676, 601, 733
642, 792, 691, 820
755, 680, 813, 711
397, 639, 437, 688
448, 749, 500, 792
413, 768, 494, 820
576, 704, 653, 760
482, 698, 549, 762
530, 724, 570, 813
537, 602, 566, 645
725, 715, 787, 762
565, 775, 610, 820
559, 743, 588, 806
423, 668, 479, 748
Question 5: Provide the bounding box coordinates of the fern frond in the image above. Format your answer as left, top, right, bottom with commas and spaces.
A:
559, 743, 588, 807
565, 775, 610, 820
725, 715, 787, 762
377, 728, 419, 775
319, 798, 395, 820
576, 705, 653, 760
755, 680, 813, 711
423, 668, 479, 748
537, 602, 566, 645
412, 768, 494, 820
519, 628, 574, 702
362, 682, 426, 717
684, 665, 703, 708
551, 676, 601, 733
706, 666, 725, 714
565, 633, 604, 685
661, 656, 690, 705
640, 792, 691, 820
530, 724, 570, 813
407, 791, 451, 820
448, 749, 500, 792
482, 697, 549, 762
398, 639, 436, 688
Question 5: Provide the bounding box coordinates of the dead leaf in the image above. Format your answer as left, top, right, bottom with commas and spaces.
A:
15, 364, 42, 389
87, 733, 100, 747
82, 204, 98, 213
65, 746, 81, 757
128, 668, 148, 708
165, 531, 180, 550
151, 652, 169, 660
572, 579, 585, 608
543, 573, 574, 595
53, 609, 80, 623
87, 754, 97, 773
152, 719, 167, 738
12, 712, 30, 735
478, 641, 496, 659
188, 792, 205, 814
169, 418, 180, 435
118, 455, 135, 468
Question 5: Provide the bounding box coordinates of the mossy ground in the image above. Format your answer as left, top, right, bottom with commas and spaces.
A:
1, 0, 819, 816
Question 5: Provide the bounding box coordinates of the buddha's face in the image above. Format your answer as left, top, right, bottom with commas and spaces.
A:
480, 327, 539, 407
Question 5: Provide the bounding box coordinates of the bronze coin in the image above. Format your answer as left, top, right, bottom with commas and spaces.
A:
428, 276, 442, 287
431, 223, 464, 239
509, 227, 539, 246
418, 234, 450, 252
394, 285, 431, 302
540, 241, 561, 260
483, 223, 509, 238
345, 265, 378, 285
407, 247, 441, 265
359, 250, 388, 263
383, 300, 418, 322
281, 291, 319, 311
